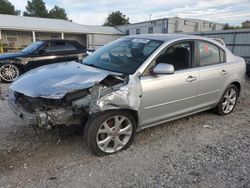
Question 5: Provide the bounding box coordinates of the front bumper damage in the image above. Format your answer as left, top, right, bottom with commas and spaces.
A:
8, 92, 79, 128
8, 94, 38, 125
8, 73, 142, 130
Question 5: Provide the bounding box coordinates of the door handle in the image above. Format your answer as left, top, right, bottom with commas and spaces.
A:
220, 70, 228, 76
185, 76, 197, 82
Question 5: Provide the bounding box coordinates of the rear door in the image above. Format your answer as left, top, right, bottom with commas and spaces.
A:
196, 40, 228, 107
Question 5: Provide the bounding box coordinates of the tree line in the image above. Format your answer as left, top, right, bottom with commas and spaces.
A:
0, 0, 129, 26
0, 0, 68, 20
224, 21, 250, 30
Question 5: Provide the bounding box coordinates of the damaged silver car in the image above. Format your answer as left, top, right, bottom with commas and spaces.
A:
8, 34, 246, 156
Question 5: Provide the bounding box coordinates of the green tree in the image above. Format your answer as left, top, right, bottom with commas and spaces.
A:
0, 0, 20, 15
23, 0, 49, 18
242, 20, 250, 28
49, 5, 68, 20
103, 11, 129, 26
223, 23, 235, 30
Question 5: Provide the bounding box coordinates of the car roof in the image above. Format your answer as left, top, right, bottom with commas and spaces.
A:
40, 39, 76, 43
39, 39, 86, 49
123, 34, 204, 42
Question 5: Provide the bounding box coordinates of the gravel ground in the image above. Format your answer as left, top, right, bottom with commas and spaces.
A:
0, 79, 250, 188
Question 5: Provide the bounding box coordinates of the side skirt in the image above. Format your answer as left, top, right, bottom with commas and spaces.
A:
137, 107, 212, 131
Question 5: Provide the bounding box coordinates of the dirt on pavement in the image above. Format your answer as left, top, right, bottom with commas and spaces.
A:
0, 79, 249, 187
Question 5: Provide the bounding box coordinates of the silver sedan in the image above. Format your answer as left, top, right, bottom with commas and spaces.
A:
8, 34, 246, 156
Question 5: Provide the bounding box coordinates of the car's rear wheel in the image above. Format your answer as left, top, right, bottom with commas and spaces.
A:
0, 64, 21, 82
213, 84, 239, 115
84, 110, 137, 156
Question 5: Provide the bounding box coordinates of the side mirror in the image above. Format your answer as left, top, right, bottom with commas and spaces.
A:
152, 63, 175, 75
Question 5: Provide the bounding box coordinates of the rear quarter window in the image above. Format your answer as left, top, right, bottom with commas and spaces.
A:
219, 49, 226, 63
64, 42, 77, 51
44, 41, 77, 53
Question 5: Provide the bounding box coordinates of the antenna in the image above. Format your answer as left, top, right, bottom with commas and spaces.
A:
149, 14, 152, 21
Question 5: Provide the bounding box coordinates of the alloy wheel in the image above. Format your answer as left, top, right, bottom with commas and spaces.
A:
96, 115, 133, 153
221, 88, 237, 114
0, 64, 20, 82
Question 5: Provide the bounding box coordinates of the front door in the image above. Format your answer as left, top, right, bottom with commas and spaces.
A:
139, 41, 199, 127
140, 68, 199, 127
26, 41, 70, 70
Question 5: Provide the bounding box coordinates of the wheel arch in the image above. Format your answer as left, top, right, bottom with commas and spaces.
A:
120, 108, 139, 126
13, 62, 25, 74
98, 109, 139, 126
213, 81, 241, 115
11, 59, 26, 73
230, 81, 241, 96
83, 108, 139, 130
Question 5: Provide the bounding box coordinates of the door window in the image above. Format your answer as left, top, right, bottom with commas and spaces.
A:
126, 30, 130, 36
43, 41, 77, 53
198, 41, 220, 66
148, 27, 153, 34
64, 42, 77, 51
219, 49, 226, 63
156, 42, 191, 70
143, 42, 192, 76
136, 29, 140, 35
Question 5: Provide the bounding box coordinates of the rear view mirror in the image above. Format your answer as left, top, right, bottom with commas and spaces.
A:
152, 63, 175, 74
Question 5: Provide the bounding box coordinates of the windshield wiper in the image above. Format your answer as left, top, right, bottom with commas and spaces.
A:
84, 63, 99, 69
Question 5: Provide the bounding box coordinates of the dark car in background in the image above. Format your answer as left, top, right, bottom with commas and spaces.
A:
0, 40, 87, 82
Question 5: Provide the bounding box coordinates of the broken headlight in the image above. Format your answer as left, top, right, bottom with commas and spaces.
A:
64, 89, 90, 105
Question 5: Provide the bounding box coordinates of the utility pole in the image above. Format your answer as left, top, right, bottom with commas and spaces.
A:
149, 14, 152, 21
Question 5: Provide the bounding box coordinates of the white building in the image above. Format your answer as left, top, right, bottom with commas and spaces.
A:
116, 17, 224, 35
0, 14, 225, 52
0, 14, 123, 51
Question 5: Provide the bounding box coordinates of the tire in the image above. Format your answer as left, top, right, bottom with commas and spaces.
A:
213, 84, 239, 115
0, 63, 22, 82
84, 110, 137, 156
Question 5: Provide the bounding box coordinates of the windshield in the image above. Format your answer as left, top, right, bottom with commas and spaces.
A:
22, 41, 44, 53
83, 38, 163, 74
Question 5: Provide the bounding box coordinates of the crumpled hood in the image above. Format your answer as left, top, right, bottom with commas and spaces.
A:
10, 61, 121, 99
0, 52, 27, 60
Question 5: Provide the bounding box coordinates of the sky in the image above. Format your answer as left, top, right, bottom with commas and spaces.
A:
9, 0, 250, 26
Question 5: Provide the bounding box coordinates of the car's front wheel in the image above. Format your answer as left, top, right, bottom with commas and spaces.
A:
213, 84, 239, 115
84, 110, 137, 156
0, 63, 21, 82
